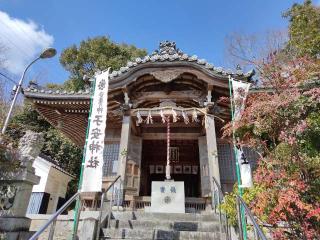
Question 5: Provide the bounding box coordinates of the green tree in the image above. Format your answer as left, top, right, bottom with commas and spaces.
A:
4, 37, 146, 196
284, 0, 320, 57
41, 128, 82, 196
60, 36, 147, 91
6, 104, 82, 195
221, 2, 320, 238
221, 56, 320, 239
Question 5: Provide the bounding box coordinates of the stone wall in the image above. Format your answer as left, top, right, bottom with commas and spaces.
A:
27, 211, 99, 240
0, 131, 44, 239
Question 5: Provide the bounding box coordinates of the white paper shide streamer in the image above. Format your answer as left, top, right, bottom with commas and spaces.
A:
192, 109, 199, 123
136, 111, 143, 125
172, 109, 178, 123
81, 70, 110, 192
146, 111, 153, 124
160, 110, 166, 123
182, 111, 189, 124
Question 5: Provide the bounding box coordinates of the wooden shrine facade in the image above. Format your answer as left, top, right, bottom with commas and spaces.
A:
24, 41, 256, 201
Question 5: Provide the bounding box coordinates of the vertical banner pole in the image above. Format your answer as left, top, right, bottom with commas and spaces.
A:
72, 68, 110, 239
72, 78, 96, 239
228, 76, 247, 240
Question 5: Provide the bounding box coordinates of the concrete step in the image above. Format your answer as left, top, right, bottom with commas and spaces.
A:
110, 212, 218, 222
108, 219, 220, 232
101, 228, 225, 240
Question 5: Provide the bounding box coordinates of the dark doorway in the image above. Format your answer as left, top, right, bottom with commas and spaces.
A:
39, 192, 50, 214
56, 197, 65, 211
140, 139, 200, 197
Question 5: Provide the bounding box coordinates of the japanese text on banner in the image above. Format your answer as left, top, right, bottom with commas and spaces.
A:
81, 70, 109, 192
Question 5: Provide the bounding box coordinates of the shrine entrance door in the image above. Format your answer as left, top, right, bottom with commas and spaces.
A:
139, 139, 201, 197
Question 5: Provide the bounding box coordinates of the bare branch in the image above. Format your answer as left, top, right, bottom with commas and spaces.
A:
224, 30, 288, 70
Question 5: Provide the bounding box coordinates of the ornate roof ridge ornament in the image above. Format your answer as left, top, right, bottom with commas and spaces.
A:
151, 41, 184, 56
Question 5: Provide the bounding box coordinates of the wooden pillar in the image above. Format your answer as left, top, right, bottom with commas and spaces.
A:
198, 136, 211, 197
126, 135, 142, 196
205, 115, 221, 190
117, 115, 131, 184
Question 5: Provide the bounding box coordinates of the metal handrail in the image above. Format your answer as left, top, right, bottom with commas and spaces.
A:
237, 195, 267, 240
96, 175, 122, 240
30, 175, 122, 240
212, 176, 224, 198
212, 177, 230, 240
29, 191, 80, 240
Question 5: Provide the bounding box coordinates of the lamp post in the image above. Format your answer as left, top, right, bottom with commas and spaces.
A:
1, 48, 56, 134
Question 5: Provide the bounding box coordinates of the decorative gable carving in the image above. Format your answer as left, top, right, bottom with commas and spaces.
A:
151, 70, 182, 83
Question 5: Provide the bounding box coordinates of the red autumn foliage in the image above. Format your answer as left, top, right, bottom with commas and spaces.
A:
223, 56, 320, 239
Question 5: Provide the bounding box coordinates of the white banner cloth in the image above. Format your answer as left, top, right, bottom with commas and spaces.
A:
240, 164, 253, 188
236, 147, 253, 188
230, 78, 253, 188
81, 70, 109, 192
231, 79, 250, 121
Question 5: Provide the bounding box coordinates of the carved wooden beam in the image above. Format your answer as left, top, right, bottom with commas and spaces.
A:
139, 122, 201, 128
132, 90, 203, 101
142, 132, 202, 140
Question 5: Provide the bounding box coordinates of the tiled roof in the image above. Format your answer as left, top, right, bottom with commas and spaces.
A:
24, 40, 255, 97
24, 87, 91, 98
108, 40, 254, 80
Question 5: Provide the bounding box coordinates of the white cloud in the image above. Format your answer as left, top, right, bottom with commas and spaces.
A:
0, 11, 54, 75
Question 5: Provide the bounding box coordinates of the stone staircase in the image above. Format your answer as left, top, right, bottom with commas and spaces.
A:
101, 211, 226, 240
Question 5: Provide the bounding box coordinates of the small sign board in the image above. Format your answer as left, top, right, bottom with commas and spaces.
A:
150, 181, 185, 213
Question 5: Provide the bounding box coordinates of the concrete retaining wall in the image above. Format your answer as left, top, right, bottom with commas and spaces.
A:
27, 211, 100, 240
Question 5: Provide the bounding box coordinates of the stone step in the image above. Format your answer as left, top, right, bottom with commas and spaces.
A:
107, 219, 220, 232
110, 212, 218, 222
0, 231, 36, 240
102, 228, 225, 240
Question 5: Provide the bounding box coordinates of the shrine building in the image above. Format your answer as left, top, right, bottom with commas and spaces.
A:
24, 41, 257, 209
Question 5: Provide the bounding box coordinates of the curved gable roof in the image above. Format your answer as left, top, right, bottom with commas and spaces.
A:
24, 40, 254, 98
108, 40, 254, 88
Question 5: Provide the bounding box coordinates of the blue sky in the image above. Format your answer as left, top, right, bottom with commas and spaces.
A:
0, 0, 311, 87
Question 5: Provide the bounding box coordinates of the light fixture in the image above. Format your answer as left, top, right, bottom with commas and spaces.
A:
39, 48, 57, 59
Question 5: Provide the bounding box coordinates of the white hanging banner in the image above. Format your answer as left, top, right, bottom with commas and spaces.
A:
229, 77, 253, 188
240, 164, 253, 188
236, 147, 253, 188
231, 79, 250, 121
81, 70, 110, 192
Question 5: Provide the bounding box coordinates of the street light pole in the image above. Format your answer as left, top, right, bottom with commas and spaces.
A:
1, 48, 56, 135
